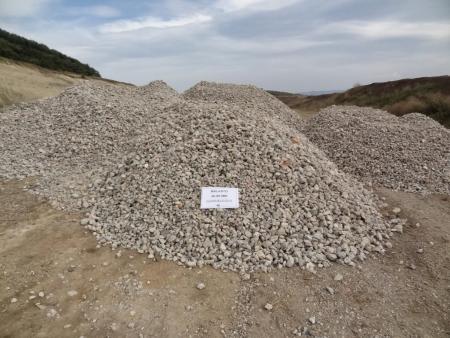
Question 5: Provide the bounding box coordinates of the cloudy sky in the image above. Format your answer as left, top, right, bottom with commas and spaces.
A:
1, 0, 449, 92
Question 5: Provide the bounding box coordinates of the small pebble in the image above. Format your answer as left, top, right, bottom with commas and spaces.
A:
305, 262, 316, 274
309, 316, 316, 324
334, 273, 344, 281
392, 207, 401, 214
10, 298, 18, 303
196, 282, 205, 290
326, 287, 335, 295
264, 303, 273, 311
416, 248, 424, 254
241, 273, 251, 281
38, 292, 45, 297
67, 290, 78, 297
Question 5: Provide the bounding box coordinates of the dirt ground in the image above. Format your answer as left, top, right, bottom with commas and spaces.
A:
0, 179, 449, 338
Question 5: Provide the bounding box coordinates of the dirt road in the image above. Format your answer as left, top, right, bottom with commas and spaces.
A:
0, 179, 449, 337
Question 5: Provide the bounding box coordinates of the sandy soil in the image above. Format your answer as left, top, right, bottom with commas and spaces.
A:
0, 179, 449, 338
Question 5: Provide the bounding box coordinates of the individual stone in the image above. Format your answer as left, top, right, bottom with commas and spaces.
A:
47, 308, 58, 318
10, 298, 18, 303
264, 303, 273, 311
392, 207, 401, 214
306, 262, 316, 274
408, 263, 417, 270
308, 316, 316, 324
67, 290, 78, 297
35, 303, 46, 310
196, 282, 206, 290
241, 273, 251, 281
392, 224, 403, 233
286, 256, 295, 268
334, 273, 344, 281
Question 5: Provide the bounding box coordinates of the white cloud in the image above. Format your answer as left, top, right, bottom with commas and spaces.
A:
66, 5, 120, 18
100, 13, 212, 33
325, 20, 450, 40
207, 35, 331, 54
216, 0, 300, 12
0, 0, 53, 17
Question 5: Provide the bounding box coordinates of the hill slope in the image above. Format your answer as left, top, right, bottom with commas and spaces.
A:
270, 76, 450, 127
0, 28, 100, 77
0, 58, 131, 108
0, 57, 82, 107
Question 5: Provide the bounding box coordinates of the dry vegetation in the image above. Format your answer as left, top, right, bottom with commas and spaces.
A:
0, 58, 131, 108
0, 58, 82, 107
270, 76, 450, 127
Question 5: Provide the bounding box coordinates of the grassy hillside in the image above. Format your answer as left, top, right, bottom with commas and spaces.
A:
271, 76, 450, 127
0, 28, 100, 77
0, 57, 134, 108
0, 57, 83, 107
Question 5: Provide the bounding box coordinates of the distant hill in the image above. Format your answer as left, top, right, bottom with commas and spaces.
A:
300, 90, 343, 96
0, 28, 100, 77
270, 76, 450, 127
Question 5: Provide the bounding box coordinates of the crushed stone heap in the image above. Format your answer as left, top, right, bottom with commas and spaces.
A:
302, 106, 450, 195
0, 80, 181, 210
85, 99, 398, 272
0, 81, 402, 272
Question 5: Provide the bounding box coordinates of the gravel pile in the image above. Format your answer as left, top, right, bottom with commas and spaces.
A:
85, 98, 396, 272
302, 106, 450, 194
1, 81, 400, 272
0, 80, 180, 209
183, 81, 303, 129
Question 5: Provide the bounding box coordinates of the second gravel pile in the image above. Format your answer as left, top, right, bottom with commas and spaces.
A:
0, 81, 181, 209
302, 106, 450, 194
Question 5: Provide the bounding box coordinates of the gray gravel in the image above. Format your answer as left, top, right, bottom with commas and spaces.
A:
1, 81, 402, 272
302, 106, 450, 194
0, 80, 180, 210
84, 84, 397, 272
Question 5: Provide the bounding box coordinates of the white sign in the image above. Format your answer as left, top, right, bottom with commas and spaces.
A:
200, 187, 239, 209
